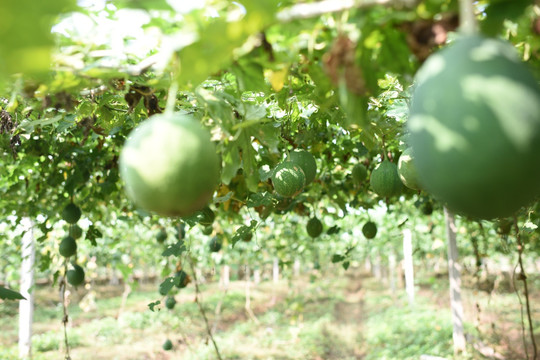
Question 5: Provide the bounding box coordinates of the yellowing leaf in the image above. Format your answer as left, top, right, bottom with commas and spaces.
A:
268, 68, 288, 92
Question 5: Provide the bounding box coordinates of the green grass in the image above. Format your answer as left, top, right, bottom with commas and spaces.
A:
1, 269, 537, 360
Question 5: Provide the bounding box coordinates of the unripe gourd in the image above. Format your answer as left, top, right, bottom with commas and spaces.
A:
408, 35, 540, 219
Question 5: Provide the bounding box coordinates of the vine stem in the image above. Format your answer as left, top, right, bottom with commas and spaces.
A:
513, 217, 538, 360
164, 81, 178, 115
188, 256, 223, 360
61, 261, 71, 360
459, 0, 478, 35
276, 0, 418, 23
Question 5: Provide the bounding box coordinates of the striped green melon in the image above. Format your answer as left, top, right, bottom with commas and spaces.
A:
286, 149, 317, 185
62, 203, 81, 224
370, 160, 403, 197
271, 162, 305, 197
69, 225, 83, 240
352, 163, 368, 184
362, 221, 377, 239
119, 113, 220, 218
59, 236, 77, 258
67, 264, 85, 286
162, 339, 173, 351
306, 217, 323, 238
408, 35, 540, 219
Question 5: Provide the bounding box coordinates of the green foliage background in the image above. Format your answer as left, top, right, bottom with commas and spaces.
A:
0, 0, 538, 304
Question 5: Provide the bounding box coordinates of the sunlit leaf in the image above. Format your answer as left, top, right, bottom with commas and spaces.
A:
174, 0, 279, 87
0, 0, 76, 82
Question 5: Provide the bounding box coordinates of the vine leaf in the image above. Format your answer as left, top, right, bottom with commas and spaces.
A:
221, 143, 242, 185
158, 277, 175, 296
239, 131, 260, 192
247, 192, 273, 207
162, 240, 186, 257
148, 300, 161, 312
174, 0, 278, 87
0, 286, 25, 300
86, 225, 102, 246
231, 220, 258, 247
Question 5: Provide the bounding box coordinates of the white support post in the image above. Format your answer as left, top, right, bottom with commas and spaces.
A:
364, 256, 372, 273
245, 265, 251, 308
403, 229, 415, 306
220, 265, 230, 290
373, 253, 382, 279
273, 258, 279, 283
389, 251, 397, 297
444, 208, 466, 354
293, 258, 301, 277
253, 268, 261, 284
19, 218, 35, 360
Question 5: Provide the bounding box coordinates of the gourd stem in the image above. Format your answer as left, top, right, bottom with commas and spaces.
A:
459, 0, 478, 35
165, 81, 178, 115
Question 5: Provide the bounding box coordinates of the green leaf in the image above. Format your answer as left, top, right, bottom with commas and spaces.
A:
214, 191, 234, 204
237, 104, 267, 123
239, 131, 259, 192
148, 300, 161, 312
338, 89, 368, 129
174, 0, 278, 87
327, 225, 340, 235
254, 123, 280, 152
0, 0, 76, 82
38, 251, 52, 272
331, 254, 345, 263
481, 0, 532, 36
116, 263, 133, 280
158, 277, 175, 296
162, 240, 186, 257
232, 61, 268, 93
221, 143, 242, 185
86, 225, 102, 246
0, 286, 26, 300
247, 192, 273, 207
231, 220, 257, 247
112, 0, 174, 11
196, 88, 235, 128
385, 99, 408, 122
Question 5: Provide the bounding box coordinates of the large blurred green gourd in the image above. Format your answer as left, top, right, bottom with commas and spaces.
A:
408, 35, 540, 219
119, 113, 220, 218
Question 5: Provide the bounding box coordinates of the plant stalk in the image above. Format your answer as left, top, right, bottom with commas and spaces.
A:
61, 261, 71, 360
459, 0, 478, 35
188, 256, 223, 360
513, 218, 538, 360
